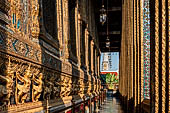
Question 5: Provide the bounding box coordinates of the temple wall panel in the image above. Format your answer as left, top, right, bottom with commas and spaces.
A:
0, 0, 100, 112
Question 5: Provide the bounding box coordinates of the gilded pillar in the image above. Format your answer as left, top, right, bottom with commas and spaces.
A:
97, 55, 100, 77
85, 29, 89, 68
91, 40, 94, 74
154, 0, 159, 112
140, 0, 144, 102
137, 0, 140, 107
133, 0, 137, 107
57, 0, 64, 51
77, 12, 81, 67
130, 0, 134, 102
62, 0, 69, 59
161, 0, 166, 112
168, 1, 170, 111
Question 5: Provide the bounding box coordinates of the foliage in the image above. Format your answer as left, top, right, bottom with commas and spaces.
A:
105, 73, 119, 84
100, 73, 119, 84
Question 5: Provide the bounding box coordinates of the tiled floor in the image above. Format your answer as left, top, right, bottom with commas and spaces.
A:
98, 97, 124, 113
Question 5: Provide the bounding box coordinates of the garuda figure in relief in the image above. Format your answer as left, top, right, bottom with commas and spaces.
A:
43, 74, 53, 100
15, 65, 32, 104
0, 58, 18, 106
78, 79, 84, 95
53, 75, 61, 98
60, 76, 72, 97
32, 70, 43, 102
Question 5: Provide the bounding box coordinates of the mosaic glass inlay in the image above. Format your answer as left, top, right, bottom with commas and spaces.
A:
143, 0, 150, 99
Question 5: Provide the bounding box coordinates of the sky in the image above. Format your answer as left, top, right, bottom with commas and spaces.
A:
100, 52, 119, 72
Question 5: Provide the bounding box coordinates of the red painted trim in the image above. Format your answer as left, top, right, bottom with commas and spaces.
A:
100, 72, 118, 75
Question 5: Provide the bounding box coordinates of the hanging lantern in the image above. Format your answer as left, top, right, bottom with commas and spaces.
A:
106, 37, 110, 48
100, 5, 107, 25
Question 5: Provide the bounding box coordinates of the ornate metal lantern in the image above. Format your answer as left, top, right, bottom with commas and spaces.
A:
106, 37, 110, 48
100, 5, 107, 25
105, 0, 110, 48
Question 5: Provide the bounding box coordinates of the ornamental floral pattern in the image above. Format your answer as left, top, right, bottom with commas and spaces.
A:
143, 0, 150, 99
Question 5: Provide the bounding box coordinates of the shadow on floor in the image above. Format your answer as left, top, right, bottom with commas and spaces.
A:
98, 92, 124, 113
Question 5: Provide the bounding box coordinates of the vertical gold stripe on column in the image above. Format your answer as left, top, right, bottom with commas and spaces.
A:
123, 1, 125, 97
85, 28, 88, 67
155, 0, 159, 112
127, 0, 130, 101
127, 0, 130, 100
168, 0, 170, 112
123, 0, 126, 97
161, 0, 166, 112
130, 0, 134, 101
58, 0, 63, 48
137, 0, 141, 106
133, 0, 137, 107
128, 0, 133, 102
119, 1, 124, 96
140, 0, 144, 102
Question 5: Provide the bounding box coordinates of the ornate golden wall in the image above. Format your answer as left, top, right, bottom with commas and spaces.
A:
0, 0, 101, 112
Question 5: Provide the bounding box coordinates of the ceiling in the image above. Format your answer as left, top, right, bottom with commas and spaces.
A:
94, 0, 122, 52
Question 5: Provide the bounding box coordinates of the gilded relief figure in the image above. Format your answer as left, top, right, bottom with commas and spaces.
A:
70, 79, 76, 95
53, 75, 61, 98
65, 77, 72, 96
15, 65, 32, 104
30, 0, 40, 37
60, 76, 66, 97
32, 69, 43, 102
0, 58, 17, 105
71, 79, 79, 95
76, 80, 81, 95
87, 81, 91, 94
78, 79, 84, 95
60, 76, 71, 97
43, 73, 53, 100
10, 0, 22, 33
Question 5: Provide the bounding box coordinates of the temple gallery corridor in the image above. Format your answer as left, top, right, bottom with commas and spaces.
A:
98, 96, 124, 113
0, 0, 170, 113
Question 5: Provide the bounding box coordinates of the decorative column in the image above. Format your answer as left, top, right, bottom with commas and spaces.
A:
168, 1, 170, 112
137, 0, 140, 107
95, 49, 97, 76
133, 0, 137, 108
88, 36, 92, 74
77, 12, 81, 68
68, 0, 78, 63
85, 29, 89, 68
62, 0, 69, 59
57, 0, 64, 53
154, 1, 159, 111
160, 0, 166, 112
91, 40, 94, 75
80, 21, 86, 69
140, 0, 144, 103
97, 55, 100, 77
